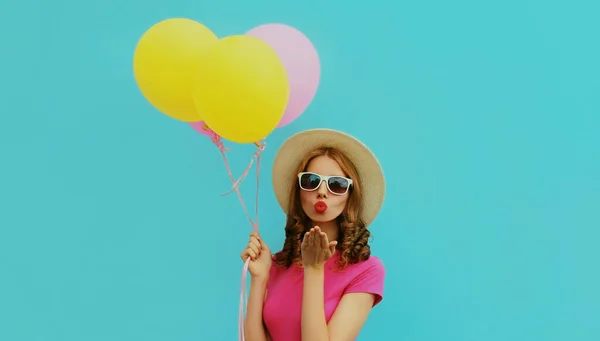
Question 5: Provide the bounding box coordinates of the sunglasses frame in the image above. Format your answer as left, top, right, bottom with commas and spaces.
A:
297, 172, 353, 195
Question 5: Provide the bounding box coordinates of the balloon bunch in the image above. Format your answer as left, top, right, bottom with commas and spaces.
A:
132, 18, 320, 341
133, 18, 320, 143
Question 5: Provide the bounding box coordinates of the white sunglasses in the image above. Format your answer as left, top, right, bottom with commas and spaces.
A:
297, 172, 353, 195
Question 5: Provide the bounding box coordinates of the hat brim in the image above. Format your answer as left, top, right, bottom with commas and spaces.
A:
271, 128, 385, 226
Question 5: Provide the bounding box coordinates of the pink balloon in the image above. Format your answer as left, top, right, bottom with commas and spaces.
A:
246, 23, 320, 128
188, 121, 217, 139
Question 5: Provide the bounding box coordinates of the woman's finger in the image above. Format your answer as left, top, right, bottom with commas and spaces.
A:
249, 236, 261, 250
247, 247, 257, 260
329, 241, 338, 254
250, 231, 260, 239
248, 243, 260, 258
308, 229, 316, 248
301, 231, 309, 249
320, 232, 328, 249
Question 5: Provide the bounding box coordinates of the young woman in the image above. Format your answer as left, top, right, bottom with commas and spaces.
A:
240, 128, 386, 341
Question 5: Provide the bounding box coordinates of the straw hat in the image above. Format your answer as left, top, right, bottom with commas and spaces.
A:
271, 128, 385, 226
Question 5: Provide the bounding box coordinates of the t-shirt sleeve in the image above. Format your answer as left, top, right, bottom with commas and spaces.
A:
344, 257, 386, 306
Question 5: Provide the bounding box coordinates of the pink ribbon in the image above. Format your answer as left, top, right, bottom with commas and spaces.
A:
209, 133, 264, 341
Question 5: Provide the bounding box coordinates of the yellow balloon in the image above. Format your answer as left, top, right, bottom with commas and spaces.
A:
192, 35, 290, 143
133, 18, 218, 122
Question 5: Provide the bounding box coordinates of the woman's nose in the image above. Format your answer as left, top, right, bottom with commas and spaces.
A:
317, 181, 328, 197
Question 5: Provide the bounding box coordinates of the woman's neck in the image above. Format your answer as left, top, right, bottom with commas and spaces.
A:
312, 220, 339, 243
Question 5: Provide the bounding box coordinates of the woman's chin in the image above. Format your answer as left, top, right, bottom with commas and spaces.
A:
306, 211, 337, 224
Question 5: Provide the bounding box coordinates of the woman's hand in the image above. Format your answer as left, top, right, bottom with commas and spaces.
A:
240, 232, 272, 280
301, 226, 337, 270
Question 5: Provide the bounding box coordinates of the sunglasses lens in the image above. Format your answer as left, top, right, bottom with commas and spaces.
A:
300, 173, 321, 190
328, 177, 350, 194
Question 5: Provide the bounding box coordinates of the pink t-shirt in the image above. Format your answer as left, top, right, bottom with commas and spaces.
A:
262, 252, 385, 341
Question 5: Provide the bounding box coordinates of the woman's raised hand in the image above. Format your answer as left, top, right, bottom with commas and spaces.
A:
301, 226, 337, 269
240, 232, 272, 279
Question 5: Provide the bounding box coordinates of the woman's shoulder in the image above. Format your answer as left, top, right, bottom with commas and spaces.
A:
329, 253, 385, 280
362, 254, 385, 267
329, 254, 384, 286
339, 254, 386, 303
350, 254, 385, 275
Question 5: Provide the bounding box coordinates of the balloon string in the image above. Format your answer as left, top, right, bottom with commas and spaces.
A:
211, 135, 264, 231
239, 258, 250, 341
240, 141, 262, 341
208, 133, 264, 341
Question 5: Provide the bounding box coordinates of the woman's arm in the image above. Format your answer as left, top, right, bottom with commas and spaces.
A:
244, 277, 269, 341
325, 292, 376, 341
302, 266, 378, 341
302, 266, 329, 341
300, 229, 384, 340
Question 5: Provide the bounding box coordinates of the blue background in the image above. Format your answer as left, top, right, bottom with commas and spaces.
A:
1, 0, 599, 340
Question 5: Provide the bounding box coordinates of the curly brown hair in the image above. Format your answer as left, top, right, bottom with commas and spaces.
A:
273, 147, 372, 270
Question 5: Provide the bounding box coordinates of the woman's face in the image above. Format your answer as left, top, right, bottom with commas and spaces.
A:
299, 155, 350, 223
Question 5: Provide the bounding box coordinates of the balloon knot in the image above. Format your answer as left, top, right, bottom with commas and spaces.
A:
254, 141, 266, 151
211, 135, 230, 152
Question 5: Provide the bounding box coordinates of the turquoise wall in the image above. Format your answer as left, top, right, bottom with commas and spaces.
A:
1, 0, 598, 340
